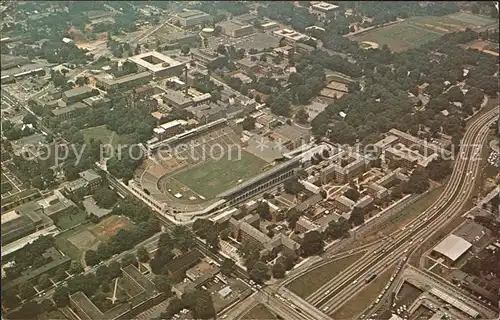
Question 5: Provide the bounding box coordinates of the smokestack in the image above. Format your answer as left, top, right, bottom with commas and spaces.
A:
184, 66, 188, 97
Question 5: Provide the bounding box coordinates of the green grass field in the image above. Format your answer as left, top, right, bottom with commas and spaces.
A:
351, 21, 443, 52
54, 223, 92, 261
287, 252, 365, 298
351, 13, 497, 52
80, 125, 122, 148
242, 304, 277, 320
54, 210, 88, 230
171, 151, 268, 198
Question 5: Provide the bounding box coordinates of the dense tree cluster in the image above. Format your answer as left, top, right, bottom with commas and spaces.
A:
258, 2, 318, 32
85, 218, 160, 266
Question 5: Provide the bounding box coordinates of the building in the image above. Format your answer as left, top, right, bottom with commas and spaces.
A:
218, 158, 302, 206
162, 88, 194, 108
1, 201, 54, 245
236, 58, 260, 74
94, 71, 153, 92
219, 20, 254, 38
229, 215, 300, 258
294, 42, 316, 55
333, 195, 355, 212
272, 29, 309, 44
432, 234, 472, 264
128, 51, 185, 79
51, 102, 89, 120
310, 2, 339, 20
173, 10, 212, 28
2, 247, 71, 292
153, 119, 188, 139
191, 49, 226, 67
82, 95, 111, 108
69, 264, 163, 320
63, 169, 102, 196
162, 31, 199, 48
270, 124, 311, 151
62, 86, 96, 103
165, 250, 204, 279
320, 151, 367, 183
189, 103, 226, 125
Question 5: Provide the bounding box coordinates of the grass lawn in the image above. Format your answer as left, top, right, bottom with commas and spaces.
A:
54, 223, 92, 261
330, 266, 396, 319
351, 21, 443, 52
172, 151, 268, 198
287, 252, 365, 298
242, 304, 276, 320
80, 125, 122, 149
54, 210, 88, 230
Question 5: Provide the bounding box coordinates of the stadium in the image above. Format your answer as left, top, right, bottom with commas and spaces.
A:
130, 119, 306, 222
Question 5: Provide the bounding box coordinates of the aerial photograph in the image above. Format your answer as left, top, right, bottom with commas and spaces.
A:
0, 1, 499, 320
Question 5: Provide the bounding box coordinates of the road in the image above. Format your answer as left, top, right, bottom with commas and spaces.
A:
276, 107, 499, 318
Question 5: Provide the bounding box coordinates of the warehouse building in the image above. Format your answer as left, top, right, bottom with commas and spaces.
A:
432, 234, 472, 265
173, 10, 212, 27
128, 51, 185, 79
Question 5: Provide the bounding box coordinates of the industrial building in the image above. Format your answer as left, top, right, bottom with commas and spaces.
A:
432, 234, 473, 265
173, 10, 212, 27
62, 86, 96, 103
93, 71, 153, 92
191, 48, 227, 67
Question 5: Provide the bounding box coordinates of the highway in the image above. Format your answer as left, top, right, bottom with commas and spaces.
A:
276, 107, 499, 318
311, 108, 499, 315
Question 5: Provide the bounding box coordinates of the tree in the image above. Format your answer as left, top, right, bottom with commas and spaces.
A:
349, 207, 365, 227
284, 177, 305, 195
220, 229, 229, 240
255, 94, 262, 104
69, 261, 84, 274
471, 3, 480, 14
53, 286, 70, 307
249, 261, 270, 284
220, 258, 235, 276
295, 108, 309, 124
37, 274, 52, 289
183, 289, 216, 319
137, 246, 150, 263
242, 116, 256, 131
286, 208, 302, 229
121, 253, 137, 267
344, 188, 360, 201
85, 249, 100, 267
23, 114, 37, 125
272, 262, 286, 278
277, 251, 296, 271
172, 225, 196, 252
154, 275, 173, 297
18, 282, 35, 299
96, 265, 111, 283
181, 44, 190, 56
302, 230, 324, 256
93, 187, 117, 209
325, 217, 350, 239
256, 201, 271, 220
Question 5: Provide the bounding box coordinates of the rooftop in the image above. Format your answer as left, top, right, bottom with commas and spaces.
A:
96, 71, 152, 86
63, 86, 93, 98
312, 2, 339, 11
128, 51, 182, 73
433, 234, 472, 262
177, 9, 210, 19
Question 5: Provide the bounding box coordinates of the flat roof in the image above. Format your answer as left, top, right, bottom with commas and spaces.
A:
433, 234, 472, 261
217, 158, 301, 198
312, 2, 339, 10
63, 86, 93, 98
177, 9, 210, 19
128, 51, 182, 73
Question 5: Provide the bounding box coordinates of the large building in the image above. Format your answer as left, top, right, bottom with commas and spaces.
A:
161, 31, 199, 48
69, 264, 163, 320
93, 71, 152, 92
217, 158, 302, 206
219, 20, 254, 38
191, 49, 227, 67
62, 86, 96, 103
63, 169, 102, 196
310, 2, 339, 20
272, 29, 309, 44
432, 234, 472, 265
128, 51, 185, 79
173, 10, 212, 27
1, 201, 54, 245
